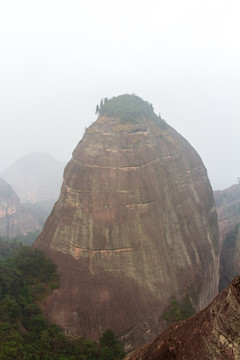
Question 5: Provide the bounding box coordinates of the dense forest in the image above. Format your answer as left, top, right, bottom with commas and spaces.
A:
0, 243, 124, 360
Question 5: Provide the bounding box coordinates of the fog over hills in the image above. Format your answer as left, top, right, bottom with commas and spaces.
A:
0, 152, 66, 203
1, 1, 239, 190
0, 178, 42, 237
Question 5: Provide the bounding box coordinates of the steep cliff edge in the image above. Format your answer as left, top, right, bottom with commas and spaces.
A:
125, 276, 240, 360
0, 178, 42, 237
33, 95, 219, 350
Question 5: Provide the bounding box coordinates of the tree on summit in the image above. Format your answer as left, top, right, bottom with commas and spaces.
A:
96, 104, 100, 114
95, 94, 156, 123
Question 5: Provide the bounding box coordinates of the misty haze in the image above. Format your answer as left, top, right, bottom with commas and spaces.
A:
0, 1, 240, 359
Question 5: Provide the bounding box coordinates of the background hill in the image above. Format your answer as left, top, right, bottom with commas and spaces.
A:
0, 152, 66, 203
0, 178, 42, 238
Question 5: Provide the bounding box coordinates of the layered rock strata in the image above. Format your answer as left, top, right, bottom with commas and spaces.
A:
125, 276, 240, 360
34, 95, 219, 350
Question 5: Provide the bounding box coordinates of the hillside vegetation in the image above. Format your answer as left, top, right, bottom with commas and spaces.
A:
0, 246, 124, 359
95, 94, 158, 123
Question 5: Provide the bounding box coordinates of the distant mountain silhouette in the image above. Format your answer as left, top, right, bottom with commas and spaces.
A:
0, 178, 42, 237
0, 152, 66, 203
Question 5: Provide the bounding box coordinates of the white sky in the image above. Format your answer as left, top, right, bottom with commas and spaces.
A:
0, 0, 239, 190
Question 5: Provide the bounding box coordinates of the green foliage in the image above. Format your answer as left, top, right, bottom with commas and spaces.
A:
0, 237, 20, 259
96, 94, 157, 123
163, 294, 196, 324
0, 248, 124, 359
163, 300, 182, 324
99, 347, 114, 360
1, 230, 41, 247
99, 329, 124, 360
180, 294, 196, 319
0, 230, 41, 260
7, 246, 57, 284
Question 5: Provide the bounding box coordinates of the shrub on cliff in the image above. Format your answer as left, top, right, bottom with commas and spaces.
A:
163, 294, 196, 324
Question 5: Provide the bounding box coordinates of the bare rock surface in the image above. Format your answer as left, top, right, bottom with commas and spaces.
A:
220, 223, 240, 291
214, 184, 240, 291
0, 178, 42, 237
125, 276, 240, 360
33, 95, 219, 350
214, 184, 240, 250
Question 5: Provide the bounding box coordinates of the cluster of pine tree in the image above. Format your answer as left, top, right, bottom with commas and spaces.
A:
163, 295, 196, 324
95, 94, 156, 123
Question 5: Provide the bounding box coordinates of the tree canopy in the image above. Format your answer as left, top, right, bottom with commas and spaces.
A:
95, 94, 157, 123
0, 246, 125, 359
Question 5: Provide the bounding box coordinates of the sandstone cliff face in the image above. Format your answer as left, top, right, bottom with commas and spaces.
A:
0, 178, 42, 237
33, 95, 219, 350
214, 184, 240, 250
125, 276, 240, 360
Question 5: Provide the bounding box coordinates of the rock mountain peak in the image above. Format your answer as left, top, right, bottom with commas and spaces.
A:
34, 95, 219, 351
